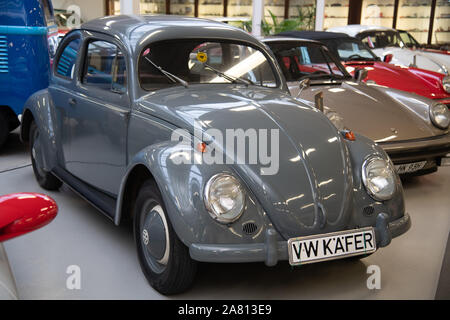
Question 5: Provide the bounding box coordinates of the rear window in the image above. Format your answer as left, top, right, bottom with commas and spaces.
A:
41, 0, 54, 26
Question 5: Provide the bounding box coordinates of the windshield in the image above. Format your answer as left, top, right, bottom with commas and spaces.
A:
358, 31, 404, 49
399, 31, 420, 48
266, 41, 350, 82
138, 40, 278, 91
322, 38, 378, 61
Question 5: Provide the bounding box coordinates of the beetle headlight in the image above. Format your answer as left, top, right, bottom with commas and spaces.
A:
362, 157, 396, 201
443, 76, 450, 93
204, 173, 245, 223
430, 103, 450, 129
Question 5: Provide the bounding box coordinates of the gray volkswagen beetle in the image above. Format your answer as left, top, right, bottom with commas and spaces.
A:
262, 36, 450, 176
20, 15, 410, 294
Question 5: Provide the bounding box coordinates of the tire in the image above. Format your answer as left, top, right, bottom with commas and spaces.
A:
29, 121, 62, 190
0, 112, 9, 149
134, 179, 197, 295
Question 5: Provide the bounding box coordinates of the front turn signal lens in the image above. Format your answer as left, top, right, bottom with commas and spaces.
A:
341, 130, 355, 141
197, 142, 207, 153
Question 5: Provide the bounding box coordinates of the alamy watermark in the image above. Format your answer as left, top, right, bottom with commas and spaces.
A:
66, 265, 81, 290
170, 120, 280, 175
366, 265, 381, 290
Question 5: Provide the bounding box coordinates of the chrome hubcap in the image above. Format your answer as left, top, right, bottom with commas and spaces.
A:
140, 204, 170, 273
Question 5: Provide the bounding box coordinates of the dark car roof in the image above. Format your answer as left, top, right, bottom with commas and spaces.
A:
81, 15, 262, 52
261, 35, 323, 45
277, 31, 351, 41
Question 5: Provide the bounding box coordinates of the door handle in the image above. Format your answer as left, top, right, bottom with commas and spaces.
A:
68, 98, 77, 106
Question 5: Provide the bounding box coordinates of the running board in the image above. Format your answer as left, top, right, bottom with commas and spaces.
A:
52, 166, 116, 221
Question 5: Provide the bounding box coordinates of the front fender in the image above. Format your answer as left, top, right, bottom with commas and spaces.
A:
21, 89, 58, 171
345, 133, 406, 232
116, 141, 279, 247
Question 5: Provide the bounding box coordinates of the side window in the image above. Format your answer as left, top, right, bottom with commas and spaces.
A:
55, 38, 81, 79
399, 32, 410, 45
83, 40, 127, 94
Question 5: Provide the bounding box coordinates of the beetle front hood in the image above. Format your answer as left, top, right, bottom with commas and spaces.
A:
138, 84, 354, 239
290, 81, 443, 143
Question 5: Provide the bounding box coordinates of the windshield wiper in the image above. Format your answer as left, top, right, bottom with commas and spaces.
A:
344, 54, 375, 61
204, 63, 255, 86
144, 56, 188, 88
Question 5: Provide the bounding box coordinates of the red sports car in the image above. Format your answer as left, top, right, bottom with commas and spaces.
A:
278, 31, 450, 107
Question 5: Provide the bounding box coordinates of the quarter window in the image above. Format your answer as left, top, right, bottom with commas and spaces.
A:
83, 40, 127, 94
55, 37, 81, 79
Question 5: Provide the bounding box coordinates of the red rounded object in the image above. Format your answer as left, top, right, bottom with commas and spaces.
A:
0, 193, 58, 242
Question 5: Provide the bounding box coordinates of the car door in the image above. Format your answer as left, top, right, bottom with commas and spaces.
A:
50, 31, 83, 170
64, 32, 130, 196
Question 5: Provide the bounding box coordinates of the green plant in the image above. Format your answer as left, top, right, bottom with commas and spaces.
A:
241, 6, 316, 36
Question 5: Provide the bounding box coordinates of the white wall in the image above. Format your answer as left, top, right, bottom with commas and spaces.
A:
52, 0, 105, 23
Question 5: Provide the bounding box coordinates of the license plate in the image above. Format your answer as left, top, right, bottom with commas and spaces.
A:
288, 228, 376, 266
394, 161, 427, 174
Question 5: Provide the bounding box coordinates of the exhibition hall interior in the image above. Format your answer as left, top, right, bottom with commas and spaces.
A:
0, 0, 449, 301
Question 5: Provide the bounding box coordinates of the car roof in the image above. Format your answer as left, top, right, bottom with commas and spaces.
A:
276, 30, 350, 41
81, 15, 262, 51
261, 35, 324, 45
327, 25, 394, 37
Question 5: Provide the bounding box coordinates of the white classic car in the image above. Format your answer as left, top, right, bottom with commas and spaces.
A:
327, 25, 449, 75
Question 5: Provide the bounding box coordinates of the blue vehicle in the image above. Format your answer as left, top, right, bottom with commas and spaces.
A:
0, 0, 58, 148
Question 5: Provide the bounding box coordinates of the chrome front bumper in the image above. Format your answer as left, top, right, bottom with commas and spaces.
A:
189, 213, 411, 266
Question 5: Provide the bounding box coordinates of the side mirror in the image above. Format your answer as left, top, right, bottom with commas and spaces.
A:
383, 54, 393, 63
0, 193, 58, 242
296, 78, 310, 97
354, 68, 368, 82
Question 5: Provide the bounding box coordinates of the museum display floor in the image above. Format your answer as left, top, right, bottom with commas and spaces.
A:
1, 130, 449, 299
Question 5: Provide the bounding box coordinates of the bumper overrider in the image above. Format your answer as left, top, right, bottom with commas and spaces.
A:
189, 212, 411, 266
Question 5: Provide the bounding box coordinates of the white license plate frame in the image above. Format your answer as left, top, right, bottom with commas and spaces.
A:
288, 227, 376, 266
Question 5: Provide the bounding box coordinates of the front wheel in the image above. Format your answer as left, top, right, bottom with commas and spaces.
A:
134, 179, 197, 295
29, 121, 62, 190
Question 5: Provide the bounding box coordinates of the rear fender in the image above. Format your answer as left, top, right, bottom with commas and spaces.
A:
20, 90, 58, 171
